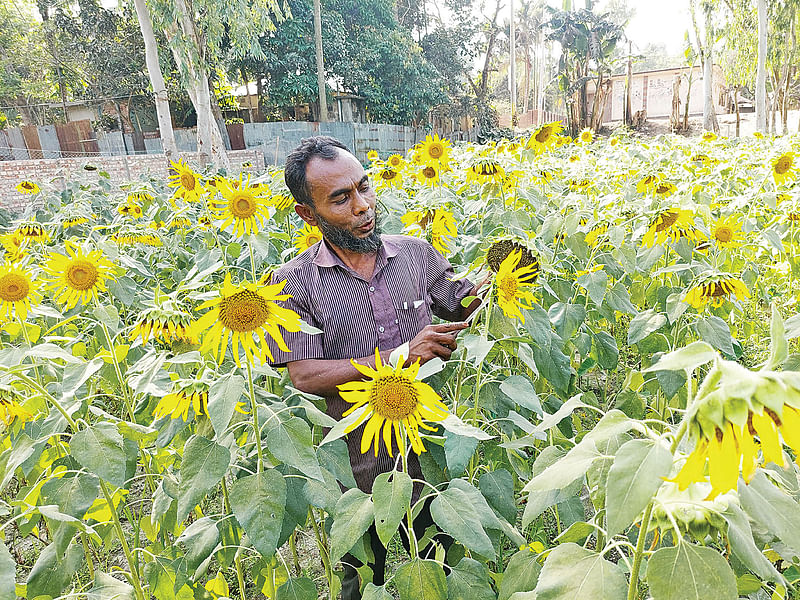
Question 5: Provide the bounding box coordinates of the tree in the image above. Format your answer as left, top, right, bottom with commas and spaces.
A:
689, 0, 719, 133
133, 0, 177, 157
756, 0, 767, 132
313, 0, 327, 121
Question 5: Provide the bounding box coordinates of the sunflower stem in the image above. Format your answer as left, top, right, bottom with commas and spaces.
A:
221, 477, 247, 600
309, 507, 334, 600
9, 369, 77, 430
202, 195, 228, 266
18, 316, 43, 387
249, 241, 257, 282
246, 362, 264, 473
99, 479, 146, 600
401, 437, 419, 559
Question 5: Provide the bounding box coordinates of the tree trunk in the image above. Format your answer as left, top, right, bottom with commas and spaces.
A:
756, 0, 767, 132
702, 3, 719, 132
735, 86, 740, 136
509, 0, 517, 123
166, 0, 230, 169
208, 78, 232, 150
132, 0, 177, 158
624, 41, 633, 125
313, 0, 328, 122
684, 66, 695, 131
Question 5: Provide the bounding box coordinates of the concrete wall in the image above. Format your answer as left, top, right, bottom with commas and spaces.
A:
0, 149, 263, 213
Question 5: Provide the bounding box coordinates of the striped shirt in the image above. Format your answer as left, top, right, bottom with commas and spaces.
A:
268, 234, 474, 492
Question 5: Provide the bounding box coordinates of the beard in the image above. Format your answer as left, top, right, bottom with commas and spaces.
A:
313, 207, 383, 254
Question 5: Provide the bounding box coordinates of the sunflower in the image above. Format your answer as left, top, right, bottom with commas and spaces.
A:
711, 216, 744, 249
376, 167, 403, 190
655, 181, 677, 196
337, 348, 449, 456
168, 159, 205, 203
209, 175, 271, 237
417, 134, 452, 168
63, 216, 90, 228
168, 218, 192, 230
16, 223, 48, 242
270, 192, 295, 211
526, 121, 562, 153
43, 242, 116, 310
585, 223, 612, 249
128, 191, 154, 204
466, 158, 505, 184
609, 137, 620, 147
494, 249, 538, 320
641, 208, 697, 247
684, 275, 749, 309
198, 215, 212, 230
16, 181, 39, 195
635, 174, 659, 195
294, 223, 323, 252
1, 232, 27, 263
701, 130, 718, 142
130, 304, 198, 346
0, 264, 41, 321
193, 273, 303, 367
0, 389, 31, 426
773, 152, 796, 185
117, 200, 143, 219
578, 128, 594, 144
485, 239, 539, 282
386, 154, 404, 169
153, 384, 209, 421
418, 164, 441, 187
367, 150, 380, 163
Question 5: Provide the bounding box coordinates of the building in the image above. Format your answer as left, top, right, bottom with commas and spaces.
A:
586, 64, 727, 123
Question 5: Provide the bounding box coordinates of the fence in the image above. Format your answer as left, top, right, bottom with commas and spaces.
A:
0, 120, 426, 166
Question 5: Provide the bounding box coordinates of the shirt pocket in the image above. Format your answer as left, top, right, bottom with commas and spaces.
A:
394, 295, 431, 337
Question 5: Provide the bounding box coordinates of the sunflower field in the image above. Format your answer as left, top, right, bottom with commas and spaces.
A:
4, 125, 800, 600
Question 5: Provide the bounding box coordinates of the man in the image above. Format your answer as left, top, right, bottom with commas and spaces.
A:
267, 136, 482, 599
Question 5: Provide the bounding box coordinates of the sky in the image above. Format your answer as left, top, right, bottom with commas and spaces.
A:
604, 0, 694, 55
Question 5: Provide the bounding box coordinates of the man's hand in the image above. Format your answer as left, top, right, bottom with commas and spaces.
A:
407, 321, 469, 364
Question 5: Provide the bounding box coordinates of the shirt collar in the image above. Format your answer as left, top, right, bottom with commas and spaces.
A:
312, 235, 400, 269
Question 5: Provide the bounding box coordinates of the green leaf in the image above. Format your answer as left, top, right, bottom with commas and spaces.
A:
646, 543, 737, 600
230, 470, 287, 558
536, 542, 626, 600
41, 473, 100, 519
531, 341, 572, 395
627, 309, 667, 345
373, 470, 412, 547
0, 541, 15, 600
394, 559, 447, 600
479, 469, 517, 524
604, 282, 638, 315
499, 375, 542, 415
447, 557, 494, 600
177, 435, 230, 518
766, 303, 788, 370
644, 341, 716, 374
592, 330, 619, 370
463, 334, 495, 365
175, 517, 220, 573
722, 503, 783, 584
0, 433, 34, 492
548, 302, 586, 341
554, 521, 594, 544
302, 467, 342, 514
498, 549, 541, 600
86, 571, 134, 600
523, 440, 603, 493
26, 542, 83, 600
62, 358, 105, 396
430, 486, 494, 557
317, 439, 357, 488
576, 269, 607, 306
363, 583, 393, 600
739, 470, 800, 554
695, 315, 735, 357
444, 431, 478, 477
330, 489, 374, 563
276, 577, 316, 600
207, 373, 245, 438
264, 416, 323, 482
605, 439, 672, 536
70, 423, 128, 487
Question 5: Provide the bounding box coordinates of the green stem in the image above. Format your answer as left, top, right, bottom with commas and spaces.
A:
401, 445, 419, 559
99, 480, 146, 600
221, 478, 247, 600
94, 301, 135, 422
81, 532, 95, 580
309, 508, 334, 600
18, 317, 42, 387
10, 370, 77, 430
246, 362, 263, 473
249, 241, 257, 282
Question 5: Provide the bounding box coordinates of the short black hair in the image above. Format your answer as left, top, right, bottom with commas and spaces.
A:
284, 136, 350, 206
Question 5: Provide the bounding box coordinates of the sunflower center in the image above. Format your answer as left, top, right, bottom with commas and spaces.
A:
714, 226, 733, 243
655, 211, 679, 232
230, 194, 257, 218
479, 162, 499, 175
498, 274, 519, 300
422, 166, 437, 179
428, 144, 444, 159
535, 127, 552, 143
370, 374, 419, 420
218, 289, 270, 332
21, 182, 34, 190
181, 172, 196, 190
775, 156, 793, 175
0, 273, 29, 302
66, 260, 99, 291
656, 184, 672, 194
381, 169, 398, 180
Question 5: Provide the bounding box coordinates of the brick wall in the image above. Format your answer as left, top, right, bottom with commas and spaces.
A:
0, 150, 264, 213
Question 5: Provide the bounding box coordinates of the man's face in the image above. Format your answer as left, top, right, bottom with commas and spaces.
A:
297, 149, 381, 254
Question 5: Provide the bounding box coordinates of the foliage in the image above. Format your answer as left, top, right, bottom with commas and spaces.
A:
5, 128, 800, 600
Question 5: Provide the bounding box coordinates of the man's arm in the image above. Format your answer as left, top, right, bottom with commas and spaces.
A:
287, 321, 469, 397
460, 275, 492, 321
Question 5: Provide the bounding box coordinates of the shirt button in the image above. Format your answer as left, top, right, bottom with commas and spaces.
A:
369, 286, 375, 292
378, 326, 385, 333
394, 319, 399, 324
